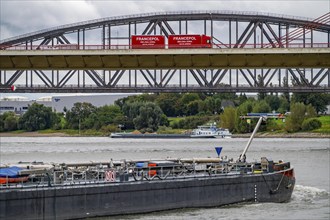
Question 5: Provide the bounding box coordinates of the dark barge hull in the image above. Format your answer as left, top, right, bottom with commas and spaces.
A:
110, 133, 216, 138
0, 168, 294, 220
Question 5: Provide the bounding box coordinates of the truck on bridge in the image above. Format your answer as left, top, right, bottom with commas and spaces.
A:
131, 34, 212, 49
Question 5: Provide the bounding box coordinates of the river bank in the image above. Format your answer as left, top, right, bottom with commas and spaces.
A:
1, 131, 329, 138
233, 132, 330, 138
0, 131, 72, 137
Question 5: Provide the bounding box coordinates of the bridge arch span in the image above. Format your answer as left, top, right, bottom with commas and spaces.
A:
1, 10, 329, 48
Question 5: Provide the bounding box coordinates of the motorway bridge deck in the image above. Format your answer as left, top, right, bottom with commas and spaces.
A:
1, 48, 329, 70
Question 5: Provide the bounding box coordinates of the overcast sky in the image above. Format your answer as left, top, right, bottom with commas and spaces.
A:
1, 0, 329, 40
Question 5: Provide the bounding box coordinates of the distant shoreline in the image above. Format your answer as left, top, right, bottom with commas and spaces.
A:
0, 132, 72, 137
0, 131, 329, 138
232, 132, 330, 138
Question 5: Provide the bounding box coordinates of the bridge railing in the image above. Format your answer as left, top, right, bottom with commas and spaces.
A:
1, 43, 329, 50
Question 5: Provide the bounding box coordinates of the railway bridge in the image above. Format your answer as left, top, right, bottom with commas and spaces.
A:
0, 11, 329, 93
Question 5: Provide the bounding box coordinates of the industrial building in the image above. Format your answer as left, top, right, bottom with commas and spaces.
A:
0, 94, 131, 115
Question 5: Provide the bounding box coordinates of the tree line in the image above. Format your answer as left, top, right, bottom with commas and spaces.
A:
0, 92, 329, 134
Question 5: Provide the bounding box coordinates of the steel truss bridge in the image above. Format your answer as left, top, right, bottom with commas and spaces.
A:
0, 10, 329, 93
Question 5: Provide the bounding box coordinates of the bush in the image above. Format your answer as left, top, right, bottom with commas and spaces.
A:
220, 107, 236, 131
140, 128, 154, 134
301, 118, 322, 131
100, 125, 121, 134
0, 112, 18, 131
285, 102, 306, 132
266, 119, 282, 132
172, 116, 217, 129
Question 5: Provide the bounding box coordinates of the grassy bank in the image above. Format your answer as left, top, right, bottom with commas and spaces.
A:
314, 116, 330, 134
0, 129, 107, 137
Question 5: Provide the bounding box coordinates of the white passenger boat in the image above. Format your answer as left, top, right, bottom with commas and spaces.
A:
191, 125, 232, 138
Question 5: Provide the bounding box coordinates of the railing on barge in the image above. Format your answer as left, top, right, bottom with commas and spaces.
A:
0, 157, 291, 190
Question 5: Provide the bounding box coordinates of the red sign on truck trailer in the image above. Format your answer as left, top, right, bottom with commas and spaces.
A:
131, 35, 165, 49
168, 34, 212, 48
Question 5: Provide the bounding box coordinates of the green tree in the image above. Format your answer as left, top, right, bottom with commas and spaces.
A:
18, 103, 59, 131
234, 100, 254, 133
238, 99, 254, 114
0, 111, 19, 131
65, 102, 97, 129
278, 96, 290, 113
94, 105, 123, 129
201, 97, 214, 114
197, 99, 209, 114
186, 100, 200, 116
113, 115, 134, 130
292, 93, 330, 114
238, 93, 248, 105
132, 102, 168, 132
134, 93, 158, 103
0, 114, 4, 132
84, 112, 98, 129
213, 92, 237, 101
285, 102, 307, 132
265, 95, 281, 112
178, 93, 200, 115
220, 106, 236, 131
235, 108, 249, 133
257, 75, 266, 100
122, 101, 144, 120
282, 76, 290, 102
252, 100, 271, 113
214, 98, 223, 114
115, 96, 130, 109
172, 115, 215, 129
51, 112, 63, 130
180, 93, 199, 104
155, 93, 180, 117
305, 104, 317, 118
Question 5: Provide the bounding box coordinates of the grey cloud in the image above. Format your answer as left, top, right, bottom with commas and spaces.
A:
1, 0, 328, 40
1, 1, 100, 39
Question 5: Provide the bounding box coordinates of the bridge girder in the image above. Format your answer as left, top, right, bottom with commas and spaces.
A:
1, 68, 329, 93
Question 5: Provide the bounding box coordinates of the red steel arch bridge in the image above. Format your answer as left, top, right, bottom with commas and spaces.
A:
0, 10, 329, 93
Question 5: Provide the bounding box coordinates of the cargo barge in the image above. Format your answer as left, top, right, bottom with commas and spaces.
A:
0, 118, 295, 219
110, 125, 232, 139
110, 133, 216, 138
0, 158, 295, 219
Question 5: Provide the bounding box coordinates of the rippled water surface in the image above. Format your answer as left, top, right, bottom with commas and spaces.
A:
1, 137, 329, 220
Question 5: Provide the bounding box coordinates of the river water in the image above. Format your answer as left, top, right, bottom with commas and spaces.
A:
0, 137, 329, 220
